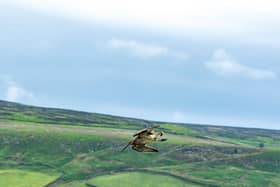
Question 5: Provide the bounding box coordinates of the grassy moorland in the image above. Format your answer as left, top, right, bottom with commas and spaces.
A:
0, 100, 280, 187
0, 169, 58, 187
88, 172, 200, 187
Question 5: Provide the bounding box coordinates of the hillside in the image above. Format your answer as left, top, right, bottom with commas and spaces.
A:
0, 100, 280, 187
0, 100, 151, 128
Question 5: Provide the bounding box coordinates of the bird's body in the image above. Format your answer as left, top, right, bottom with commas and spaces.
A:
122, 126, 167, 152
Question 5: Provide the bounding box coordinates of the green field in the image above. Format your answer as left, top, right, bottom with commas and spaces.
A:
0, 100, 280, 187
89, 172, 201, 187
0, 169, 58, 187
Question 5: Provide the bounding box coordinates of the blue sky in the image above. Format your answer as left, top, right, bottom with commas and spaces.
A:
1, 1, 280, 129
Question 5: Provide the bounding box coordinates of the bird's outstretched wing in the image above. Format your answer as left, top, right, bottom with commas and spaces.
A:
132, 145, 158, 152
133, 125, 160, 137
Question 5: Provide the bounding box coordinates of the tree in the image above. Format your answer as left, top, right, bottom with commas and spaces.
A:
259, 143, 264, 149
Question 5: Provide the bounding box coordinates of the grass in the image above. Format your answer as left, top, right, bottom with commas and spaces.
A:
89, 172, 201, 187
159, 123, 198, 136
0, 121, 251, 184
185, 164, 278, 187
0, 169, 58, 187
0, 120, 276, 186
152, 151, 280, 187
1, 100, 280, 187
55, 181, 87, 187
0, 120, 278, 186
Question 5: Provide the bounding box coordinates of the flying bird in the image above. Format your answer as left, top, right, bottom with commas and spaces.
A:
121, 125, 167, 152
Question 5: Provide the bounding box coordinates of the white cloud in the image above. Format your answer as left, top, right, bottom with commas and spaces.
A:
205, 49, 277, 80
5, 85, 35, 102
108, 38, 168, 58
5, 0, 280, 43
0, 76, 37, 103
107, 38, 189, 59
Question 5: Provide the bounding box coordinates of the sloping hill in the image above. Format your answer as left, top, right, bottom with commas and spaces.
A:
0, 100, 151, 128
0, 100, 280, 187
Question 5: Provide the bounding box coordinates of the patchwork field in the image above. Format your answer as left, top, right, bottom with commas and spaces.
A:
0, 169, 58, 187
88, 172, 201, 187
0, 100, 280, 186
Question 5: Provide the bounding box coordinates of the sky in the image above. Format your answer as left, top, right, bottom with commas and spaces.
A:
0, 0, 280, 129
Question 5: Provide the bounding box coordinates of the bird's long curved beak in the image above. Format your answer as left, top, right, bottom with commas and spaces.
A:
121, 142, 131, 152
